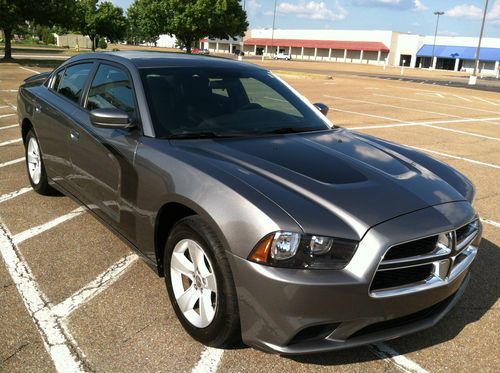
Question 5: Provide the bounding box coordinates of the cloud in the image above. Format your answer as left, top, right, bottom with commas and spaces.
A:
446, 4, 483, 19
350, 0, 427, 11
446, 1, 500, 25
269, 1, 348, 20
413, 0, 427, 12
245, 0, 262, 17
487, 0, 500, 24
439, 30, 460, 36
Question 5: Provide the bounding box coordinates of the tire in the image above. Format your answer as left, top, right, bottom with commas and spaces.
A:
25, 129, 57, 195
164, 216, 241, 347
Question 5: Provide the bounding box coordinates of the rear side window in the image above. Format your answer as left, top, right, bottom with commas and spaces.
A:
51, 69, 64, 91
57, 63, 93, 104
86, 64, 136, 118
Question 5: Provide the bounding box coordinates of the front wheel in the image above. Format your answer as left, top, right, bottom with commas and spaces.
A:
164, 216, 241, 347
25, 129, 57, 195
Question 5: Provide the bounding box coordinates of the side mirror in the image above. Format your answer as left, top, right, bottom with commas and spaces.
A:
313, 103, 329, 116
90, 108, 134, 129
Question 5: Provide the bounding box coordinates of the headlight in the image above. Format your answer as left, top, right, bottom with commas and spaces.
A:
249, 231, 358, 270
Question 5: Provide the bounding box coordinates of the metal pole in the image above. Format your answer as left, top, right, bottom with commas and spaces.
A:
431, 11, 444, 69
270, 0, 277, 57
470, 0, 489, 84
239, 0, 246, 60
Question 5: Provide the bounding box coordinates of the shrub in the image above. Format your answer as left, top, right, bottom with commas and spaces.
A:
98, 38, 107, 49
40, 28, 56, 45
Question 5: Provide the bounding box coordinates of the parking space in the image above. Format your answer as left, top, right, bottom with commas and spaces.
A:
0, 62, 498, 372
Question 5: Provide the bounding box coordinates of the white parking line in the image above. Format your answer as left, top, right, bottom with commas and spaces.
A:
421, 124, 499, 141
408, 146, 500, 170
348, 117, 500, 130
0, 187, 32, 204
0, 113, 16, 119
0, 90, 18, 93
192, 347, 224, 373
0, 124, 17, 130
373, 94, 500, 117
333, 108, 404, 123
52, 254, 138, 318
326, 95, 482, 121
19, 66, 41, 74
416, 92, 444, 99
12, 207, 86, 245
452, 95, 472, 103
369, 343, 429, 373
0, 157, 24, 169
0, 222, 86, 372
471, 96, 500, 107
481, 218, 500, 228
0, 138, 22, 147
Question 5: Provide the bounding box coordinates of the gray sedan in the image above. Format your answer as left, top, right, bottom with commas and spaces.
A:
17, 51, 481, 354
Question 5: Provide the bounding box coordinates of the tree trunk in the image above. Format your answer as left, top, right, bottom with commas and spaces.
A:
3, 28, 13, 60
185, 40, 192, 54
90, 35, 96, 51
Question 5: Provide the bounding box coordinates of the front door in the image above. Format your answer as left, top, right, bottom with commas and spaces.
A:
68, 63, 140, 235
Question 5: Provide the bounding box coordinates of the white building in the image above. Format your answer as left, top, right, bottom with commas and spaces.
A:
201, 29, 500, 75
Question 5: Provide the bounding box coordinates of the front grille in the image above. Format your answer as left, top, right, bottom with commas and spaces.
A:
371, 264, 433, 291
456, 221, 478, 248
383, 236, 438, 260
370, 220, 478, 295
351, 292, 455, 338
288, 323, 340, 346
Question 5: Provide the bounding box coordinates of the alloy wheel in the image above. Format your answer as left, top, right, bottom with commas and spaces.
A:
170, 239, 218, 328
27, 136, 42, 185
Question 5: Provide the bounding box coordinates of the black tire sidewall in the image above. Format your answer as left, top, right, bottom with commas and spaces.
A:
164, 217, 239, 346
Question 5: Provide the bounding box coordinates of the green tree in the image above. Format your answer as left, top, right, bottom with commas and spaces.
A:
76, 0, 127, 51
127, 0, 167, 45
98, 37, 107, 49
0, 0, 76, 59
165, 0, 248, 53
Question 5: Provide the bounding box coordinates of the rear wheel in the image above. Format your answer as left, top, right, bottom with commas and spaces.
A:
164, 216, 241, 347
25, 129, 57, 195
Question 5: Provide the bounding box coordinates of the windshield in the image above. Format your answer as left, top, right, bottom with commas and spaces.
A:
139, 67, 330, 138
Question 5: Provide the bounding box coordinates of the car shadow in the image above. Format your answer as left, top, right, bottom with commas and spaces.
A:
287, 237, 499, 366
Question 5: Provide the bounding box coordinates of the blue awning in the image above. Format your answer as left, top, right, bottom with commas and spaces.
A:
417, 44, 500, 61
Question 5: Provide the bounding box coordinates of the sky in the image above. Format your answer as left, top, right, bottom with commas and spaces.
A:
112, 0, 500, 38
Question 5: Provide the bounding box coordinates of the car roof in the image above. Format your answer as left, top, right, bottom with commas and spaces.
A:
65, 51, 266, 71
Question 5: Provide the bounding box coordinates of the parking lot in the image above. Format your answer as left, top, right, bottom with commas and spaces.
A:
0, 60, 499, 372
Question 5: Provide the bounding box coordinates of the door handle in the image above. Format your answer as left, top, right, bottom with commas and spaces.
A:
70, 130, 80, 142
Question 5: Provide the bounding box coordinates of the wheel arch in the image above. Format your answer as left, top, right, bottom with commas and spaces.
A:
21, 118, 34, 144
154, 197, 231, 277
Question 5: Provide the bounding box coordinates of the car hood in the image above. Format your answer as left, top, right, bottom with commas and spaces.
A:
172, 129, 468, 239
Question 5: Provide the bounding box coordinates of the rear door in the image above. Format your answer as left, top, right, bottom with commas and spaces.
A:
68, 62, 141, 237
34, 62, 94, 186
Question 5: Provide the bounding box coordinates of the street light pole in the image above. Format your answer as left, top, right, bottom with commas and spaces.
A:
431, 11, 444, 69
469, 0, 489, 85
270, 0, 277, 58
239, 0, 246, 60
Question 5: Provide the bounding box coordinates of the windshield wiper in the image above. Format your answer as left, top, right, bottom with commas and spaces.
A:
263, 127, 325, 134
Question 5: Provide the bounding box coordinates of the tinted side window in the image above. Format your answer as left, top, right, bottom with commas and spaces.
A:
86, 64, 136, 118
57, 63, 93, 103
51, 69, 65, 91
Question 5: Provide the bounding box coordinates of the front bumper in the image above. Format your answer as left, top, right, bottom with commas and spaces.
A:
228, 201, 481, 354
